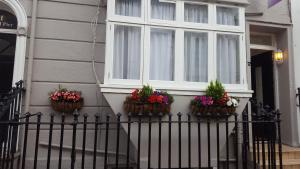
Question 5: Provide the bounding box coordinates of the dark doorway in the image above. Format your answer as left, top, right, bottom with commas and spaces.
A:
0, 33, 16, 93
251, 51, 275, 109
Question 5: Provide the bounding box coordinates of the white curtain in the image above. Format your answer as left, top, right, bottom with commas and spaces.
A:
217, 7, 239, 26
151, 0, 175, 20
184, 4, 208, 23
115, 0, 141, 17
217, 34, 240, 84
150, 28, 175, 81
113, 25, 141, 80
184, 32, 208, 82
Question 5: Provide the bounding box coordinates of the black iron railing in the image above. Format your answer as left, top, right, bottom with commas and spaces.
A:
0, 107, 282, 169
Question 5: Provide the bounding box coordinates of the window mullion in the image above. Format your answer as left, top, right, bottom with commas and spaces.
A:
175, 29, 184, 83
143, 26, 151, 85
209, 31, 216, 82
177, 0, 184, 23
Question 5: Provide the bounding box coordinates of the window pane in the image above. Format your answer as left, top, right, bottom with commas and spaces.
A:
184, 32, 208, 82
217, 7, 239, 26
151, 0, 176, 21
113, 25, 141, 80
115, 0, 141, 17
150, 28, 175, 81
217, 34, 240, 84
184, 4, 208, 23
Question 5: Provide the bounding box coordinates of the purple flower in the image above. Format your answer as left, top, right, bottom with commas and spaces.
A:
163, 96, 169, 104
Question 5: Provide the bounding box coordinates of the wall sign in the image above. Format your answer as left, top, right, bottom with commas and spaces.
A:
268, 0, 282, 8
0, 10, 17, 29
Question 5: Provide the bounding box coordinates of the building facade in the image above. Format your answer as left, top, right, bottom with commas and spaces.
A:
0, 0, 300, 168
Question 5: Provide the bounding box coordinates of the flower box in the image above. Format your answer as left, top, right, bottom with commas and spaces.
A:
51, 100, 83, 114
191, 105, 236, 118
49, 86, 84, 114
190, 81, 239, 118
123, 85, 173, 117
124, 101, 171, 116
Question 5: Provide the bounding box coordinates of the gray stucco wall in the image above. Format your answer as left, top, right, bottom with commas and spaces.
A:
246, 0, 291, 25
16, 0, 125, 168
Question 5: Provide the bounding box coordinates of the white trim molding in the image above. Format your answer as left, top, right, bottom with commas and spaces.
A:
1, 0, 28, 85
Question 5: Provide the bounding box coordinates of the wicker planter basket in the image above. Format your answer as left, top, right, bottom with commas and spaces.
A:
51, 100, 83, 113
191, 105, 236, 118
124, 101, 171, 116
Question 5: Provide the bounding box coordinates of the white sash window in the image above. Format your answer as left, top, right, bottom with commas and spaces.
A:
105, 0, 247, 91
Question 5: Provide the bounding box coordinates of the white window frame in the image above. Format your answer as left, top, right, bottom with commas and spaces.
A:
104, 0, 248, 92
104, 22, 145, 86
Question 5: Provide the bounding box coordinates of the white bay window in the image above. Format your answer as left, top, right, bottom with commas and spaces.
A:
105, 0, 247, 91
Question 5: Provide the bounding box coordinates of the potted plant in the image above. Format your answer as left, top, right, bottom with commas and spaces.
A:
124, 85, 174, 116
49, 86, 84, 113
190, 80, 239, 118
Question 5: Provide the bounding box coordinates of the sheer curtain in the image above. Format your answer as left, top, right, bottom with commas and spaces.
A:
151, 0, 175, 20
115, 0, 141, 17
113, 25, 141, 80
217, 34, 240, 84
150, 28, 175, 81
184, 4, 208, 23
217, 7, 239, 26
184, 32, 208, 82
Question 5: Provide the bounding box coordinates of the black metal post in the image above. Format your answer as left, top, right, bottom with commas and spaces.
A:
115, 113, 121, 169
70, 111, 79, 169
58, 113, 65, 169
46, 113, 54, 169
21, 113, 30, 169
93, 114, 100, 169
33, 113, 41, 169
81, 114, 88, 169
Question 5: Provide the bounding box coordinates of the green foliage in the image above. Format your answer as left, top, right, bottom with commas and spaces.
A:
139, 85, 153, 100
205, 80, 225, 101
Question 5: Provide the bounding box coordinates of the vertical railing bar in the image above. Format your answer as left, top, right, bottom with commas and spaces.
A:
158, 113, 162, 169
226, 116, 229, 169
58, 113, 65, 169
46, 113, 54, 169
33, 113, 42, 169
9, 111, 20, 169
235, 114, 239, 169
267, 138, 272, 169
104, 115, 110, 169
188, 114, 191, 169
126, 113, 131, 169
207, 118, 211, 168
252, 127, 257, 169
115, 113, 121, 169
276, 111, 283, 169
137, 113, 142, 169
178, 112, 182, 169
20, 113, 30, 169
217, 117, 220, 169
262, 137, 266, 169
4, 109, 13, 169
168, 113, 172, 169
147, 113, 152, 169
272, 139, 276, 169
81, 114, 88, 169
93, 114, 100, 169
70, 111, 79, 169
197, 113, 201, 169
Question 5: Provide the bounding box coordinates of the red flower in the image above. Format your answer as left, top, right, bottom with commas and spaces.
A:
131, 89, 140, 100
148, 95, 157, 103
157, 95, 163, 104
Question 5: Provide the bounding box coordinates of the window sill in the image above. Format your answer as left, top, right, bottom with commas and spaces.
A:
100, 84, 253, 98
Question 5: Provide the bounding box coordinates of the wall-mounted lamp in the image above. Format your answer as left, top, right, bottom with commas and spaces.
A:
274, 49, 284, 64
